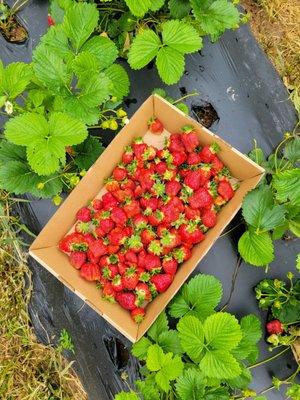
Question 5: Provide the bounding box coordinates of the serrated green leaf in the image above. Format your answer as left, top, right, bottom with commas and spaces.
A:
272, 299, 300, 324
33, 45, 70, 90
296, 254, 300, 272
124, 0, 151, 17
168, 293, 190, 318
50, 0, 73, 24
168, 0, 191, 19
81, 36, 118, 70
284, 137, 300, 163
158, 330, 183, 355
231, 315, 261, 360
204, 312, 242, 351
248, 147, 266, 165
175, 368, 206, 400
205, 387, 230, 400
146, 344, 165, 371
135, 380, 160, 400
156, 355, 184, 392
38, 25, 73, 61
0, 62, 32, 99
73, 136, 105, 171
272, 222, 289, 240
238, 229, 274, 267
273, 169, 300, 206
226, 366, 252, 389
104, 64, 130, 100
287, 383, 300, 400
148, 311, 168, 342
176, 102, 189, 114
150, 0, 164, 12
191, 0, 240, 41
162, 20, 202, 54
156, 46, 185, 85
72, 52, 99, 79
242, 186, 286, 231
131, 337, 152, 360
0, 141, 26, 163
289, 217, 300, 237
114, 392, 139, 400
128, 29, 161, 70
177, 316, 204, 361
5, 113, 49, 145
200, 350, 241, 379
63, 2, 99, 52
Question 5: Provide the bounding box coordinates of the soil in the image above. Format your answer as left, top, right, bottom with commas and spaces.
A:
0, 13, 28, 43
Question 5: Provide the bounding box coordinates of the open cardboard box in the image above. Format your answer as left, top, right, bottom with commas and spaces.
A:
29, 94, 265, 342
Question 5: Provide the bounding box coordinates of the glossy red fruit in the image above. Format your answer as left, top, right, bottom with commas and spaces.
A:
171, 151, 187, 166
131, 307, 146, 323
133, 214, 148, 230
91, 199, 103, 211
102, 283, 116, 303
162, 256, 178, 275
124, 249, 138, 264
135, 282, 152, 303
187, 152, 201, 165
148, 117, 164, 134
179, 224, 205, 244
133, 137, 147, 159
108, 227, 127, 246
184, 170, 207, 190
121, 266, 139, 290
201, 209, 217, 228
113, 165, 127, 181
155, 161, 167, 174
80, 263, 101, 281
185, 206, 201, 221
47, 14, 55, 26
166, 180, 181, 197
124, 199, 141, 218
105, 178, 120, 193
211, 155, 224, 174
168, 134, 185, 153
102, 192, 119, 210
122, 146, 134, 164
217, 180, 234, 201
59, 232, 87, 253
189, 188, 213, 209
266, 320, 284, 335
140, 228, 155, 245
101, 264, 119, 280
111, 207, 127, 226
145, 253, 161, 273
96, 217, 115, 236
181, 125, 200, 152
89, 239, 108, 258
150, 274, 173, 293
198, 142, 220, 163
116, 292, 138, 310
69, 251, 86, 269
111, 275, 123, 292
173, 245, 192, 263
76, 207, 91, 222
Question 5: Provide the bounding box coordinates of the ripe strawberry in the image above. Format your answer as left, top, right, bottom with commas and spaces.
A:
148, 117, 164, 134
80, 262, 101, 281
184, 170, 207, 191
112, 188, 133, 203
111, 275, 123, 292
133, 137, 147, 159
155, 161, 167, 174
179, 223, 205, 244
102, 192, 119, 210
118, 262, 127, 275
181, 125, 200, 152
217, 180, 234, 201
143, 145, 157, 161
126, 234, 143, 253
116, 292, 138, 310
91, 199, 103, 211
133, 214, 148, 230
105, 178, 120, 192
87, 249, 100, 263
121, 266, 139, 290
59, 232, 87, 253
189, 188, 213, 209
107, 244, 120, 254
122, 145, 134, 165
82, 233, 96, 246
120, 178, 135, 191
171, 151, 187, 166
135, 282, 152, 303
185, 206, 201, 221
168, 197, 185, 213
111, 206, 127, 226
137, 249, 147, 268
141, 228, 156, 245
131, 307, 146, 323
199, 142, 220, 163
163, 168, 177, 181
96, 218, 115, 236
76, 207, 92, 222
211, 155, 224, 175
108, 227, 127, 246
162, 256, 178, 275
148, 210, 165, 226
134, 185, 144, 198
166, 180, 181, 197
150, 273, 173, 293
160, 229, 181, 249
148, 239, 163, 256
187, 152, 201, 165
47, 14, 55, 26
201, 209, 217, 228
113, 165, 127, 181
75, 221, 90, 234
69, 251, 86, 269
139, 169, 155, 191
173, 245, 192, 263
161, 203, 180, 224
124, 249, 138, 264
124, 199, 141, 218
99, 254, 119, 267
266, 320, 284, 335
168, 134, 185, 153
89, 239, 108, 258
102, 282, 116, 303
140, 196, 159, 212
145, 253, 161, 273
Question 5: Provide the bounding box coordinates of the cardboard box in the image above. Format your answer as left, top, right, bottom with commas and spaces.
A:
29, 95, 264, 342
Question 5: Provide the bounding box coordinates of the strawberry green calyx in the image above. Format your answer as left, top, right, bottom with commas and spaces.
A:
126, 160, 138, 175
152, 180, 166, 197
103, 237, 110, 245
210, 142, 221, 153
148, 240, 163, 256
102, 292, 116, 303
134, 136, 144, 144
109, 254, 119, 264
125, 265, 137, 277
208, 180, 218, 197
154, 210, 164, 222
181, 124, 195, 133
180, 185, 193, 202
143, 147, 156, 161
91, 218, 100, 227
232, 181, 240, 191
149, 282, 158, 298
139, 272, 151, 283
76, 222, 90, 233
173, 248, 185, 263
172, 213, 186, 229
218, 166, 230, 178
71, 242, 88, 252
124, 145, 133, 154
163, 169, 175, 181
143, 207, 152, 216
160, 232, 175, 247
102, 267, 111, 279
126, 234, 143, 251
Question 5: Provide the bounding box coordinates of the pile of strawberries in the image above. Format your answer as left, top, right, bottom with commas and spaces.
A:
59, 120, 236, 323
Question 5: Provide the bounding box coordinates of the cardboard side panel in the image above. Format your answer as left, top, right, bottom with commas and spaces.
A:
29, 247, 139, 342
153, 95, 265, 181
136, 174, 263, 339
30, 96, 155, 250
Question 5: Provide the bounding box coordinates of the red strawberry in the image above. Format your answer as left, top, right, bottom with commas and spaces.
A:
148, 117, 164, 134
185, 206, 201, 221
217, 180, 234, 201
168, 134, 185, 153
107, 244, 120, 254
166, 180, 181, 197
99, 254, 119, 267
211, 155, 224, 175
87, 249, 100, 264
96, 216, 115, 236
135, 282, 152, 303
171, 151, 187, 166
126, 234, 143, 253
89, 239, 108, 258
179, 223, 205, 244
139, 169, 155, 191
189, 188, 213, 209
112, 188, 134, 202
141, 228, 156, 245
140, 196, 159, 212
173, 245, 192, 263
108, 227, 127, 246
47, 14, 55, 26
181, 125, 200, 152
184, 170, 207, 191
121, 266, 139, 290
131, 307, 146, 323
113, 165, 127, 181
201, 209, 217, 228
137, 249, 147, 268
161, 203, 180, 224
59, 232, 87, 253
155, 161, 167, 174
91, 199, 103, 211
199, 142, 220, 163
133, 214, 148, 230
111, 275, 123, 292
111, 207, 127, 226
102, 192, 119, 210
116, 292, 138, 310
124, 199, 141, 218
105, 178, 120, 192
80, 263, 101, 281
148, 210, 165, 226
143, 145, 157, 161
120, 178, 135, 191
168, 197, 185, 213
148, 239, 163, 256
133, 137, 147, 159
69, 251, 86, 269
145, 253, 161, 273
75, 221, 90, 234
163, 168, 177, 181
150, 274, 173, 293
76, 207, 92, 222
122, 145, 134, 165
118, 262, 127, 275
102, 283, 116, 303
162, 256, 178, 275
134, 185, 144, 198
160, 229, 181, 249
82, 233, 96, 246
101, 264, 119, 280
124, 249, 138, 264
187, 152, 201, 165
266, 320, 284, 335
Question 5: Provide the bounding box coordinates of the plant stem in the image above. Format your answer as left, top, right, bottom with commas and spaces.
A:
172, 92, 199, 105
248, 347, 290, 369
219, 221, 243, 238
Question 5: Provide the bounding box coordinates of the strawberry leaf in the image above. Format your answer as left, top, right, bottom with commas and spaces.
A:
162, 20, 202, 54
115, 393, 139, 400
132, 337, 152, 360
146, 344, 166, 371
155, 354, 183, 392
175, 369, 206, 400
148, 311, 168, 341
283, 137, 300, 163
81, 36, 118, 70
157, 330, 183, 355
273, 169, 300, 206
128, 29, 161, 70
150, 0, 164, 12
177, 316, 204, 361
37, 25, 73, 61
0, 141, 26, 163
231, 315, 262, 361
104, 64, 130, 100
226, 366, 252, 389
168, 0, 191, 19
0, 61, 32, 99
124, 0, 151, 17
73, 136, 105, 171
200, 350, 241, 379
71, 52, 100, 79
238, 229, 274, 267
156, 46, 185, 85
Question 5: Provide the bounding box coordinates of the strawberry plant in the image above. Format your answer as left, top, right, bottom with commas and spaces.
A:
49, 0, 245, 85
114, 273, 264, 400
238, 133, 300, 268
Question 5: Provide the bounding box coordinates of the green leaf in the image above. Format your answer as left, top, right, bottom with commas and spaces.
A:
227, 366, 252, 389
63, 2, 99, 52
72, 52, 100, 79
296, 254, 300, 272
104, 64, 130, 100
284, 137, 300, 163
168, 0, 191, 19
0, 141, 26, 163
162, 20, 202, 54
73, 136, 105, 171
38, 25, 73, 61
272, 299, 300, 324
148, 311, 169, 342
289, 217, 300, 237
157, 330, 183, 355
128, 30, 161, 70
272, 222, 289, 240
191, 0, 240, 41
242, 186, 286, 231
114, 393, 139, 400
248, 147, 266, 165
155, 354, 184, 392
203, 312, 242, 351
169, 274, 222, 320
135, 380, 160, 400
81, 36, 118, 70
231, 315, 261, 361
175, 368, 206, 400
0, 62, 32, 99
156, 46, 185, 85
286, 383, 300, 400
146, 344, 165, 371
124, 0, 151, 17
150, 0, 165, 12
238, 229, 274, 267
200, 350, 241, 379
273, 169, 300, 206
205, 387, 230, 400
33, 45, 69, 90
177, 316, 204, 361
176, 102, 189, 114
132, 337, 152, 360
